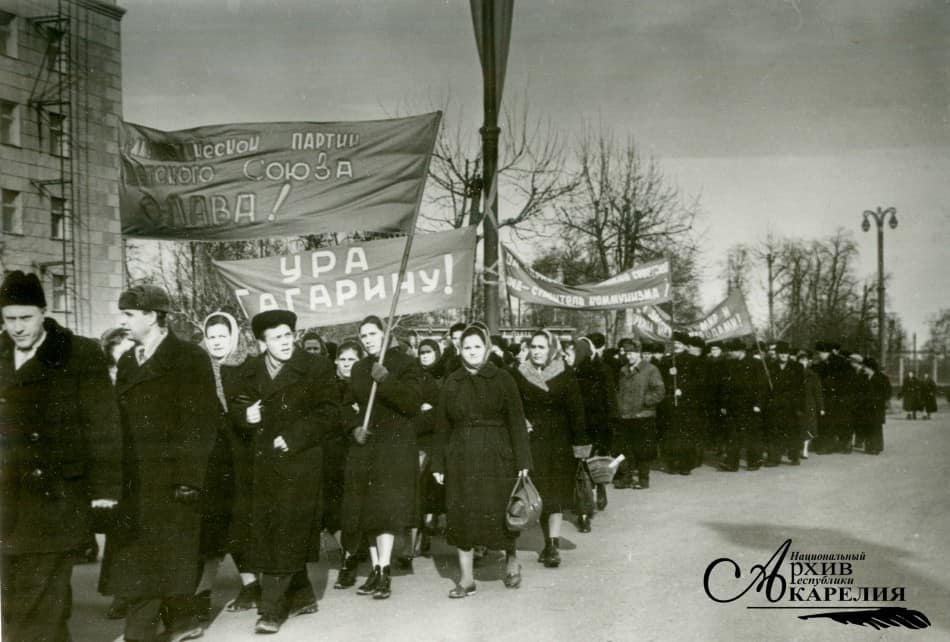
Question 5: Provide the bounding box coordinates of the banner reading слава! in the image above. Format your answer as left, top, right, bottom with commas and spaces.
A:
212, 226, 476, 327
119, 112, 441, 240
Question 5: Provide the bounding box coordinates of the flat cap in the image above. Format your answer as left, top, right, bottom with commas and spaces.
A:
118, 284, 171, 313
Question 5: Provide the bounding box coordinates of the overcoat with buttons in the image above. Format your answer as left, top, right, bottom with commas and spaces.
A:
0, 318, 122, 556
225, 348, 337, 573
100, 330, 219, 599
341, 348, 422, 539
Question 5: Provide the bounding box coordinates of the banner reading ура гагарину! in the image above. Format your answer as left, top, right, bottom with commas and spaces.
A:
119, 112, 441, 240
212, 227, 476, 328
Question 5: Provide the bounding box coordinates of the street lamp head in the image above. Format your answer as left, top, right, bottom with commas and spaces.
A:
888, 212, 898, 229
861, 217, 871, 232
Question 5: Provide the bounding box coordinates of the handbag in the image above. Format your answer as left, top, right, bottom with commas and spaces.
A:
505, 474, 543, 532
573, 461, 596, 515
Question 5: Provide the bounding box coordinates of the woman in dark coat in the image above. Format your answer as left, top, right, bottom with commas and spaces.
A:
432, 324, 532, 597
899, 372, 923, 419
407, 338, 446, 561
340, 315, 422, 600
796, 351, 825, 459
920, 373, 938, 419
863, 357, 891, 454
193, 311, 252, 620
329, 340, 363, 590
513, 330, 590, 569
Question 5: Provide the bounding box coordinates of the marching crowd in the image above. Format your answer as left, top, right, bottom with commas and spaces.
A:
0, 269, 913, 642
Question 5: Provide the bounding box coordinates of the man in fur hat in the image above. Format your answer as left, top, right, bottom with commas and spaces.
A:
1, 271, 122, 642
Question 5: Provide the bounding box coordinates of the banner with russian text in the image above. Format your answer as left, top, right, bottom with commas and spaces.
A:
119, 112, 441, 240
503, 246, 671, 310
691, 291, 754, 341
212, 227, 476, 327
631, 304, 674, 341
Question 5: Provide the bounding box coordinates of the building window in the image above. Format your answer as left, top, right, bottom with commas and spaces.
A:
51, 197, 71, 240
1, 100, 20, 146
47, 30, 67, 74
51, 274, 69, 312
0, 11, 17, 59
2, 189, 23, 235
49, 112, 69, 157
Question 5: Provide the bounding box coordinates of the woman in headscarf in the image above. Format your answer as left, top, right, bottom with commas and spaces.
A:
513, 329, 590, 568
339, 315, 422, 600
411, 338, 446, 560
330, 339, 363, 589
190, 312, 254, 619
432, 324, 532, 597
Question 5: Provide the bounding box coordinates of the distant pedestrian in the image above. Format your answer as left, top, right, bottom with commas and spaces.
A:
920, 373, 938, 419
899, 372, 923, 420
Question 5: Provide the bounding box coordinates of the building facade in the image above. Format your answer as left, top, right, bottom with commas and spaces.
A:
0, 0, 124, 338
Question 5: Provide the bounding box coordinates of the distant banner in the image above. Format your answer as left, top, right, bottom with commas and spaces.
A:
120, 112, 441, 240
630, 304, 674, 341
691, 291, 754, 341
213, 227, 476, 327
503, 247, 671, 310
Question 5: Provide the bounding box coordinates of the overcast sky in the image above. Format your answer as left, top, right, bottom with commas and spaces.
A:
119, 0, 950, 343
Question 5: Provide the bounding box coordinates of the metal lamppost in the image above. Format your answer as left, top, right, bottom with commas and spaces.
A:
861, 206, 898, 367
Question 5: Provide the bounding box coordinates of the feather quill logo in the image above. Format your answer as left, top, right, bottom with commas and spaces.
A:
799, 607, 931, 630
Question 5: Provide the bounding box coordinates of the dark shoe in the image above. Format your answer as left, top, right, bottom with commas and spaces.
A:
334, 555, 359, 589
107, 597, 129, 620
747, 462, 762, 471
595, 484, 608, 511
577, 515, 592, 533
372, 566, 392, 599
194, 590, 212, 623
537, 543, 552, 564
254, 616, 282, 635
226, 581, 260, 612
448, 582, 477, 598
167, 625, 204, 642
286, 591, 317, 617
543, 544, 561, 568
356, 566, 382, 595
503, 564, 522, 589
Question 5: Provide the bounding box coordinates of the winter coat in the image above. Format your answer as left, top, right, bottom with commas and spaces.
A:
615, 359, 666, 419
767, 360, 805, 435
102, 331, 218, 599
341, 348, 422, 537
800, 367, 825, 439
899, 376, 923, 412
921, 378, 938, 414
869, 372, 892, 425
514, 367, 587, 513
722, 356, 770, 419
658, 352, 707, 450
814, 354, 856, 429
433, 361, 532, 550
573, 355, 616, 442
225, 348, 336, 573
0, 318, 122, 556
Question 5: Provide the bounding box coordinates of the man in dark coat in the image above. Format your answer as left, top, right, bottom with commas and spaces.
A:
812, 341, 856, 453
1, 271, 122, 642
102, 285, 219, 642
658, 332, 707, 475
718, 339, 770, 472
225, 309, 337, 634
764, 342, 805, 465
864, 357, 891, 454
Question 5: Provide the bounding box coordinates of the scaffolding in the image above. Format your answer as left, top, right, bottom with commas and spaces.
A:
26, 0, 81, 330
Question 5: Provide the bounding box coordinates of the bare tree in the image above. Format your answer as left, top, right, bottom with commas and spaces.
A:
549, 129, 701, 341
418, 90, 578, 236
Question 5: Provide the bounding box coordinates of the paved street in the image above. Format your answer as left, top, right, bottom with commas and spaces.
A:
70, 403, 950, 642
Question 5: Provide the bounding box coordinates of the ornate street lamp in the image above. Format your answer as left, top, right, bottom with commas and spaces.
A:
861, 206, 898, 367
